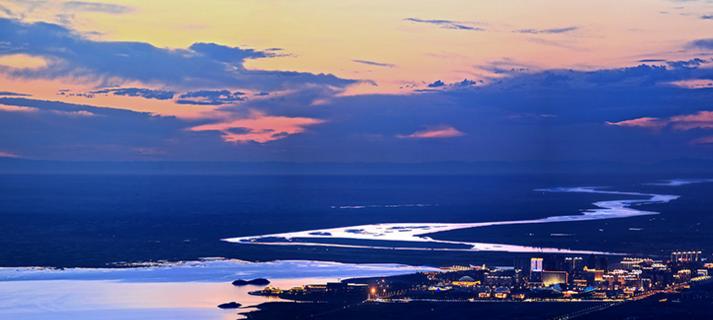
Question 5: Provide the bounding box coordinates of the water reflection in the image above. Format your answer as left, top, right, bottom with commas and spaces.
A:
0, 260, 434, 319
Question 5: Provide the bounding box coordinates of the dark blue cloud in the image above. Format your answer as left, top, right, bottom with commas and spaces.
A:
0, 18, 356, 91
427, 80, 445, 88
452, 79, 478, 87
0, 91, 30, 97
62, 1, 132, 14
422, 79, 479, 90
702, 15, 713, 20
0, 96, 184, 159
666, 58, 706, 69
403, 18, 484, 31
238, 59, 713, 162
689, 38, 713, 50
91, 88, 175, 100
188, 42, 271, 63
176, 90, 245, 105
352, 59, 395, 68
2, 57, 713, 162
475, 59, 532, 77
638, 59, 667, 63
515, 26, 578, 34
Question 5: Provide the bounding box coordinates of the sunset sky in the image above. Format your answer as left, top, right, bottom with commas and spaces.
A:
1, 0, 713, 161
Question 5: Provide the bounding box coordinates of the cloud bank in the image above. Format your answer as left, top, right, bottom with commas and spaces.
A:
0, 18, 356, 91
62, 1, 132, 14
404, 18, 484, 31
398, 126, 465, 139
515, 26, 578, 34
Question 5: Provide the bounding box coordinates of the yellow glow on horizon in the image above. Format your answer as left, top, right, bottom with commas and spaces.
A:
0, 54, 48, 69
4, 0, 713, 96
101, 0, 711, 93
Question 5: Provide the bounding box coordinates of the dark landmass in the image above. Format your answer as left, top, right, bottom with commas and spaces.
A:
2, 158, 713, 175
243, 273, 713, 320
242, 301, 603, 320
578, 280, 713, 320
217, 301, 241, 309
233, 278, 270, 286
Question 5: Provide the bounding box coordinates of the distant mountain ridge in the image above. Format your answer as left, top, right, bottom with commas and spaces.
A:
1, 158, 712, 175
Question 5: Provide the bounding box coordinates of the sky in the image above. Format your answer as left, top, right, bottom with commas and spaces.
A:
0, 0, 713, 162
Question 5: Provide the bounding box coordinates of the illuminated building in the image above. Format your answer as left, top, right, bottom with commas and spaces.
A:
573, 279, 589, 289
452, 275, 480, 287
674, 269, 692, 283
253, 253, 709, 305
304, 284, 327, 293
511, 292, 526, 300
485, 269, 516, 287
369, 286, 377, 299
530, 257, 543, 282
441, 265, 483, 272
562, 290, 578, 298
493, 287, 510, 299
565, 256, 584, 273
671, 251, 702, 263
541, 271, 568, 287
583, 267, 604, 282
531, 257, 543, 272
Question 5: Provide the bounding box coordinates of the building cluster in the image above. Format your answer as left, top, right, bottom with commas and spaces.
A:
392, 251, 711, 302
249, 281, 371, 302
249, 251, 711, 303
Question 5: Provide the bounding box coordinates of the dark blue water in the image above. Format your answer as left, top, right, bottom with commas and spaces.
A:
0, 174, 709, 267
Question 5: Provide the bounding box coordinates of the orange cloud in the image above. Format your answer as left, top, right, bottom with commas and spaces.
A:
0, 54, 48, 69
189, 111, 324, 143
398, 126, 464, 139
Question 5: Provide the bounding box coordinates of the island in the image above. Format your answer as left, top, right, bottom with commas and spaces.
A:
217, 301, 241, 309
233, 278, 271, 286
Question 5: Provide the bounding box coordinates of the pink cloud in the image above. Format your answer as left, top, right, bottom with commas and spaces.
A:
0, 105, 95, 117
606, 117, 664, 129
668, 79, 713, 89
691, 135, 713, 145
0, 105, 38, 113
0, 150, 19, 158
189, 111, 324, 143
50, 110, 96, 117
607, 111, 713, 131
398, 126, 465, 139
669, 111, 713, 130
608, 111, 713, 146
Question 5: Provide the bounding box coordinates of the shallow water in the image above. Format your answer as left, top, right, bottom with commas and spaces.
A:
0, 259, 435, 319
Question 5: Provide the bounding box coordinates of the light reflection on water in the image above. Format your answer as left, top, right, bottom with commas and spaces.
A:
0, 260, 434, 320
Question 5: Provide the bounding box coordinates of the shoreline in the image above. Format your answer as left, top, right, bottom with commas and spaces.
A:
0, 259, 434, 320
